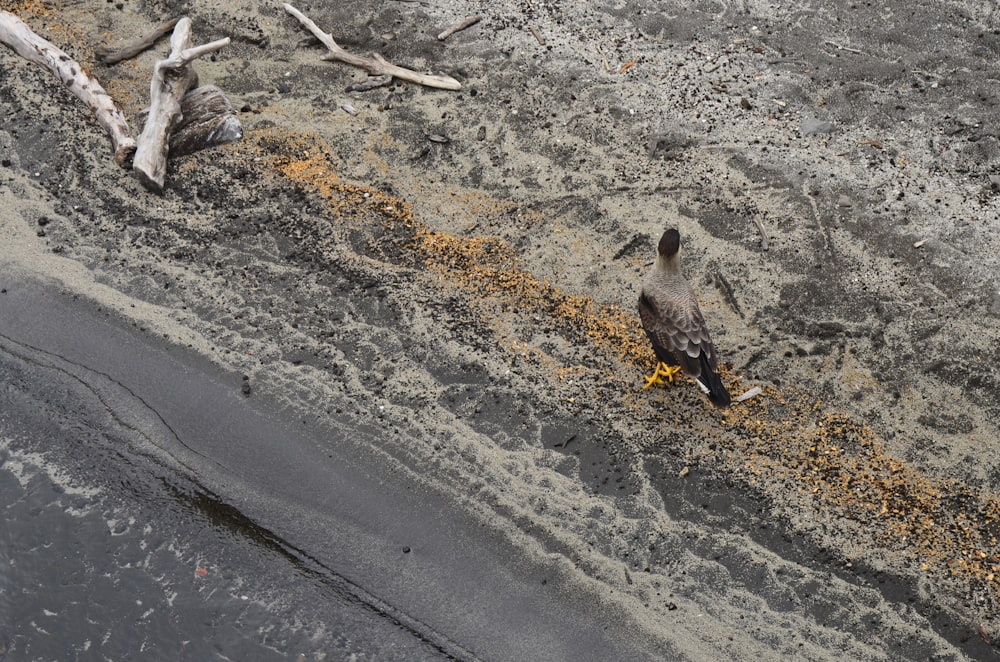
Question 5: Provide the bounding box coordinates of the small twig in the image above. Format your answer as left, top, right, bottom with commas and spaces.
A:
595, 42, 611, 72
735, 386, 762, 403
751, 216, 769, 251
436, 15, 480, 41
528, 24, 545, 46
824, 40, 866, 56
283, 2, 461, 91
0, 10, 135, 165
94, 17, 179, 64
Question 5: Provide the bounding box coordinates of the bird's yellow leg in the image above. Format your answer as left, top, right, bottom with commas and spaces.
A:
656, 362, 682, 383
642, 362, 682, 390
642, 369, 665, 390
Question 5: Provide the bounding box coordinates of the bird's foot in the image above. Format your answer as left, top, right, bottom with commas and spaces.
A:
642, 371, 664, 390
642, 362, 682, 390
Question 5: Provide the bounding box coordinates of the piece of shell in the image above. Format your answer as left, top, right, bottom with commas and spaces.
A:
735, 386, 763, 403
912, 239, 927, 249
427, 134, 450, 143
341, 103, 359, 116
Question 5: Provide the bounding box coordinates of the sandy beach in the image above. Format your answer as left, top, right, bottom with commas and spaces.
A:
3, 0, 1000, 658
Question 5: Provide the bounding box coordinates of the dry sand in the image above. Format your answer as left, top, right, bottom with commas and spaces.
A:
3, 0, 1000, 658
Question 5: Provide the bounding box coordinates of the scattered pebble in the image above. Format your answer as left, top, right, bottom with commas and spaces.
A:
802, 116, 836, 136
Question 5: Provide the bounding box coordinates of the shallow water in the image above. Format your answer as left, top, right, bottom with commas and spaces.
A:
0, 276, 676, 661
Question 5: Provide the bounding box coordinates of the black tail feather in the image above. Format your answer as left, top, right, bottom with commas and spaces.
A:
698, 354, 731, 408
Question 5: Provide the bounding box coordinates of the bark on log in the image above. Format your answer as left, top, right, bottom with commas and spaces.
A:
0, 10, 136, 166
283, 3, 462, 91
165, 85, 242, 157
133, 17, 230, 192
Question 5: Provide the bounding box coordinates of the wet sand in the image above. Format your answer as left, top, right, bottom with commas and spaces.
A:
2, 0, 1000, 658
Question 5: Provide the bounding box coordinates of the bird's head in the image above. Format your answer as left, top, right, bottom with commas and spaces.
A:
656, 228, 682, 272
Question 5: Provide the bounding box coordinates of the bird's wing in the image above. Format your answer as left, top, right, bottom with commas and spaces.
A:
638, 289, 717, 376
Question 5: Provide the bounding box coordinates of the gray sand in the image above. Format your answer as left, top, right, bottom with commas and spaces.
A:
3, 0, 1000, 658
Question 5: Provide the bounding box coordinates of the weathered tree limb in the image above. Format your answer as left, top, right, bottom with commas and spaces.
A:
0, 10, 136, 166
436, 15, 480, 41
283, 2, 461, 91
133, 17, 230, 192
94, 17, 179, 64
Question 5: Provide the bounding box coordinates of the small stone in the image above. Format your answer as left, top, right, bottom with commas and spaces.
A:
802, 116, 836, 136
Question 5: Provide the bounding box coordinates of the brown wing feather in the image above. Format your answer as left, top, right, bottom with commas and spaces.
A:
638, 287, 718, 377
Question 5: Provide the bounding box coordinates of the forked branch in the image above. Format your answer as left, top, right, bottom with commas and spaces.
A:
283, 3, 461, 91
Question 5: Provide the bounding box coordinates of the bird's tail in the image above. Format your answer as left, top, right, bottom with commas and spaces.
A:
698, 354, 731, 408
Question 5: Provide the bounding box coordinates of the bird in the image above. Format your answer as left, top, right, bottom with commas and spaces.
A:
638, 228, 731, 408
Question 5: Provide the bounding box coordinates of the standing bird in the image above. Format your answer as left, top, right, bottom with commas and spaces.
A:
638, 228, 731, 408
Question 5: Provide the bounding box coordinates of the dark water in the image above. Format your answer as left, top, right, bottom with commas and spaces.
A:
0, 276, 674, 661
0, 305, 451, 660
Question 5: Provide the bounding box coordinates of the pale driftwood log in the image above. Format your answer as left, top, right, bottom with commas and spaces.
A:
0, 10, 136, 166
95, 17, 179, 65
436, 15, 480, 41
133, 17, 230, 192
283, 3, 461, 91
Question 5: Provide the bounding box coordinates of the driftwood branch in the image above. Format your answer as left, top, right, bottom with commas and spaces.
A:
0, 10, 136, 166
436, 15, 480, 41
94, 17, 179, 64
283, 2, 461, 91
133, 17, 230, 192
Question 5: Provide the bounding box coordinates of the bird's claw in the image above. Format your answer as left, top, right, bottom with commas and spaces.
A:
642, 362, 682, 390
642, 372, 664, 390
